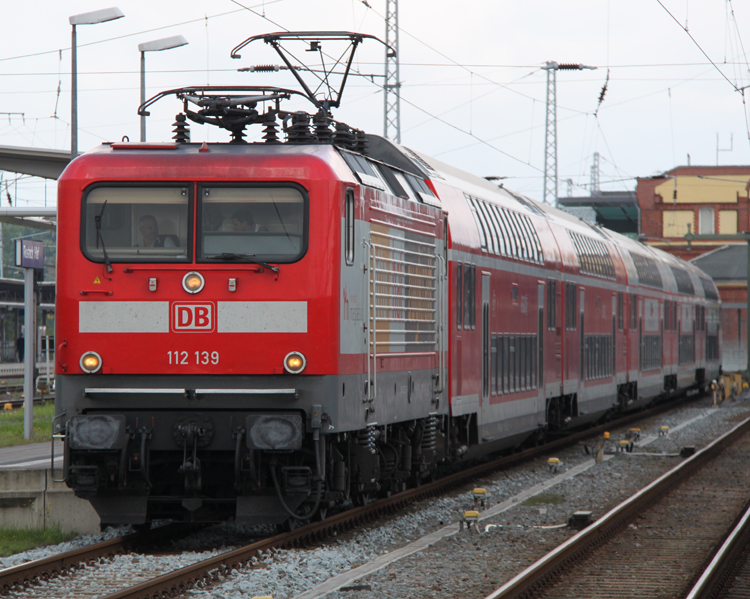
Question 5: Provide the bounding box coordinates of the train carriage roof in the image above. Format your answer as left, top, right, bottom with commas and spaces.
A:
379, 137, 718, 300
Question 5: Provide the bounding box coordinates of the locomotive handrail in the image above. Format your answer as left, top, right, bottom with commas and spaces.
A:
437, 253, 446, 394
123, 265, 263, 273
51, 411, 67, 483
84, 388, 187, 395
370, 239, 378, 404
195, 388, 297, 396
56, 339, 68, 372
83, 388, 298, 396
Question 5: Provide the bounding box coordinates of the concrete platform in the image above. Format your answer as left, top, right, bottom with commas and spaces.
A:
0, 441, 63, 469
0, 469, 99, 533
0, 443, 99, 534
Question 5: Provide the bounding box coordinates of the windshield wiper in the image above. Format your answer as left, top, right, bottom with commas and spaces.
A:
205, 253, 279, 273
95, 200, 113, 273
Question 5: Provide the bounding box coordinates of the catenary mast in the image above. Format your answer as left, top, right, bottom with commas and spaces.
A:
384, 0, 401, 143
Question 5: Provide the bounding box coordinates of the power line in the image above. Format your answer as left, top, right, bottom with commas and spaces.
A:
0, 2, 281, 63
396, 92, 544, 176
655, 0, 740, 92
356, 2, 584, 113
655, 0, 750, 153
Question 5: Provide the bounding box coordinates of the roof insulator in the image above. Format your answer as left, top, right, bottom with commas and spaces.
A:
172, 113, 190, 144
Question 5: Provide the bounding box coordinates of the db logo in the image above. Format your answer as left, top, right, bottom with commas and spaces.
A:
172, 302, 215, 332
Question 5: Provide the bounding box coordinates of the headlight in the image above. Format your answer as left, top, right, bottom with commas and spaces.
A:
69, 414, 127, 449
80, 351, 102, 373
182, 271, 205, 294
246, 413, 303, 450
284, 351, 306, 374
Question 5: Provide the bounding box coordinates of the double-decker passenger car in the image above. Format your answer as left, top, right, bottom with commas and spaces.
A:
54, 36, 720, 527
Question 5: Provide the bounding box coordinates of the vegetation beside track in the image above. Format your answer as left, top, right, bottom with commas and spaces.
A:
0, 525, 77, 557
0, 401, 55, 447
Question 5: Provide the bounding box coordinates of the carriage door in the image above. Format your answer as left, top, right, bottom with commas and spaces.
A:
579, 288, 585, 384
612, 294, 617, 379
538, 283, 545, 414
481, 273, 491, 405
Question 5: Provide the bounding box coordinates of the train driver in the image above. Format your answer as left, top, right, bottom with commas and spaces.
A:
135, 214, 177, 248
231, 209, 268, 232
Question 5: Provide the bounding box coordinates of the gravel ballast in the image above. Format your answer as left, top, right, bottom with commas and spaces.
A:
3, 394, 748, 599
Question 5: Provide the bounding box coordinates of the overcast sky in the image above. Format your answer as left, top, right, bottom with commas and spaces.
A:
3, 0, 750, 207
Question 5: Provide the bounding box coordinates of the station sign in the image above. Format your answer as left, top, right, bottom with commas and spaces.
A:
14, 239, 44, 269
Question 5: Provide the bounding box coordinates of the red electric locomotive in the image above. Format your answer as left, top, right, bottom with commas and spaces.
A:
54, 33, 720, 527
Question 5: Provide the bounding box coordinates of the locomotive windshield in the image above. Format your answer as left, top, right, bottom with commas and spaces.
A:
82, 186, 190, 263
81, 184, 307, 265
197, 185, 306, 263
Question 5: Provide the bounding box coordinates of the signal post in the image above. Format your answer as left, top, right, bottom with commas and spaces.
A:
15, 239, 44, 439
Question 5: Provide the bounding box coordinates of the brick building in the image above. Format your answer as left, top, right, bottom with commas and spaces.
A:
636, 166, 750, 371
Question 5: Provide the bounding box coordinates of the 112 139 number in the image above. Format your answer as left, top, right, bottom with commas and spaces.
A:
168, 351, 219, 365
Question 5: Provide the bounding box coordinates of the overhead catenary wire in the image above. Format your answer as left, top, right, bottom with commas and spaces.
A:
655, 0, 740, 92
656, 0, 750, 151
0, 3, 283, 64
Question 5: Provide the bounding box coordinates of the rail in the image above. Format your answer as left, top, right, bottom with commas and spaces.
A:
0, 523, 192, 593
685, 499, 750, 598
484, 414, 750, 599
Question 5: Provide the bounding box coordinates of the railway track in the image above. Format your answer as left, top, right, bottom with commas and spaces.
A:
0, 523, 197, 594
684, 495, 750, 598
0, 393, 703, 599
484, 414, 750, 599
0, 382, 51, 408
1, 396, 53, 410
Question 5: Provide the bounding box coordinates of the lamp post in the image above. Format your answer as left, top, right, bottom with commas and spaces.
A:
70, 7, 125, 160
138, 36, 188, 142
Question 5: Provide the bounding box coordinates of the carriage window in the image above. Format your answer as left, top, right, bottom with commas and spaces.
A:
547, 280, 557, 330
198, 185, 307, 263
457, 262, 463, 329
463, 263, 476, 329
82, 186, 190, 264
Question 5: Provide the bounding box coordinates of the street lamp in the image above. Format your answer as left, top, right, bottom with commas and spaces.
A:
138, 35, 188, 142
70, 7, 125, 160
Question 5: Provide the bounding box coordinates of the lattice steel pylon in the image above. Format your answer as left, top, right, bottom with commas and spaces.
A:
542, 63, 558, 205
384, 0, 401, 143
542, 61, 597, 205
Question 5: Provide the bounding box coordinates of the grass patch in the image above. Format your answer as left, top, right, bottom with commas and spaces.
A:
0, 525, 77, 557
522, 492, 566, 507
0, 401, 56, 448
